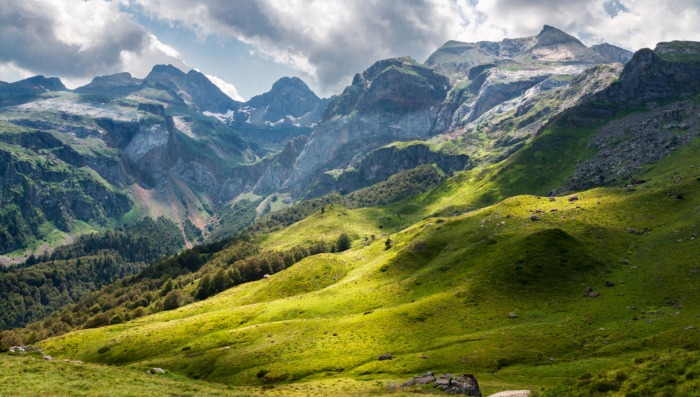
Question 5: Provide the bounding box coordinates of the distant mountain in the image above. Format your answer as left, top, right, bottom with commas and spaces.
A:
590, 43, 634, 63
73, 72, 143, 96
0, 75, 67, 106
204, 77, 328, 151
426, 25, 605, 78
142, 65, 242, 114
241, 77, 324, 127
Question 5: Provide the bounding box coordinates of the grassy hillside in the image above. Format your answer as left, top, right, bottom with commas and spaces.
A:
23, 117, 700, 396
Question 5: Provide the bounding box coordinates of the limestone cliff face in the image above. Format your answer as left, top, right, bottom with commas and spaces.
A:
283, 107, 441, 196
308, 143, 470, 198
282, 57, 450, 196
253, 135, 308, 195
593, 48, 700, 105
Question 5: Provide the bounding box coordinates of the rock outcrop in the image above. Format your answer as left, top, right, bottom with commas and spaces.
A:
308, 142, 469, 198
402, 372, 481, 395
253, 135, 309, 195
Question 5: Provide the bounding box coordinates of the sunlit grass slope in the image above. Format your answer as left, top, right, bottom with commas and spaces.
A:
36, 128, 700, 395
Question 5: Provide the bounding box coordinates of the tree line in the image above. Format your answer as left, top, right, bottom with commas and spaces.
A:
0, 217, 184, 331
2, 231, 355, 348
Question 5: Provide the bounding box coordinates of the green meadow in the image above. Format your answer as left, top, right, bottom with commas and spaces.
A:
13, 120, 698, 396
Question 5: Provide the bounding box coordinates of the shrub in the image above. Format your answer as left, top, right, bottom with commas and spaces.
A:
84, 313, 109, 329
0, 330, 23, 349
257, 369, 269, 378
110, 315, 123, 325
163, 290, 184, 311
336, 233, 351, 252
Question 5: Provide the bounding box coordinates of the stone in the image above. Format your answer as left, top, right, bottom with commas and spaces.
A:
436, 219, 445, 223
590, 291, 600, 298
152, 368, 165, 374
508, 312, 518, 319
530, 214, 540, 221
434, 373, 482, 396
625, 185, 636, 192
263, 274, 270, 279
487, 391, 531, 397
333, 333, 338, 336
605, 280, 615, 287
378, 353, 393, 361
219, 347, 230, 351
419, 355, 429, 359
402, 371, 436, 387
585, 287, 594, 293
568, 195, 579, 202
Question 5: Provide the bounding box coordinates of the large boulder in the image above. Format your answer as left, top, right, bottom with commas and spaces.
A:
434, 373, 482, 396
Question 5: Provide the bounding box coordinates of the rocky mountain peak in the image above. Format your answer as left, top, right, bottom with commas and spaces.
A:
322, 56, 449, 121
246, 76, 320, 117
74, 72, 143, 95
89, 72, 141, 87
222, 76, 325, 131
144, 64, 241, 114
147, 64, 187, 79
590, 43, 634, 63
14, 76, 67, 92
536, 24, 584, 47
0, 75, 67, 104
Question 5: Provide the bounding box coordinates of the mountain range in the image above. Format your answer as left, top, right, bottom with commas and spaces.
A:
2, 24, 700, 396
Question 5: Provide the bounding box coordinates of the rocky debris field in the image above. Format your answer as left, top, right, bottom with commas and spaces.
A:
401, 371, 483, 395
564, 100, 699, 191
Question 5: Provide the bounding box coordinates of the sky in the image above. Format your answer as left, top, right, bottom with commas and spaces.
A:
1, 0, 699, 102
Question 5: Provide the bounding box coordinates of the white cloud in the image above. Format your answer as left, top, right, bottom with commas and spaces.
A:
0, 0, 188, 84
205, 74, 244, 101
0, 62, 34, 83
133, 0, 700, 95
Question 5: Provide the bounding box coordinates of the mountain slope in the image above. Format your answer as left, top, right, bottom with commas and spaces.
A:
36, 135, 700, 394
280, 57, 451, 196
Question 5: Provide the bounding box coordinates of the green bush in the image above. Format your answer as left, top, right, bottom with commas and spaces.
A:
336, 233, 351, 252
